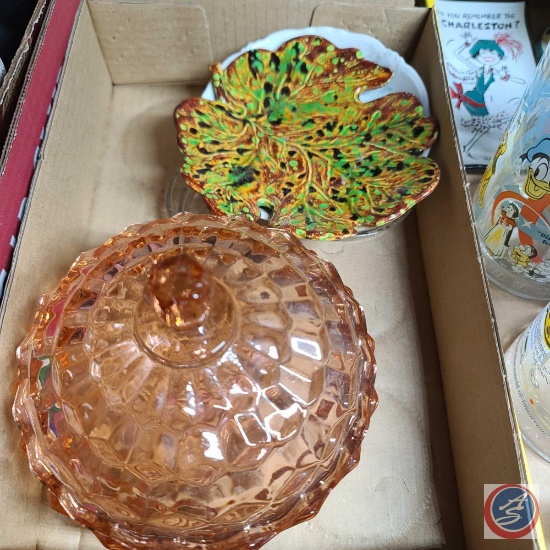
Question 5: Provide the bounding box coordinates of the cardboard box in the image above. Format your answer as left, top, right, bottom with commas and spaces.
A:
0, 0, 49, 145
0, 0, 536, 548
0, 0, 81, 300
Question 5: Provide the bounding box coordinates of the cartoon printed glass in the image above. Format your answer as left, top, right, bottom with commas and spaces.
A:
474, 45, 550, 300
13, 212, 377, 550
436, 0, 536, 169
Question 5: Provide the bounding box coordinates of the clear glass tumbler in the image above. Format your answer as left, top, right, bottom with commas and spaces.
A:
474, 46, 550, 300
506, 302, 550, 461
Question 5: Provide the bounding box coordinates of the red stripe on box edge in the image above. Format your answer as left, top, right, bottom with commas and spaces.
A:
0, 0, 80, 299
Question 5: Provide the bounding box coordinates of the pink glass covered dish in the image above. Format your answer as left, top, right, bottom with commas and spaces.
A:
13, 212, 377, 549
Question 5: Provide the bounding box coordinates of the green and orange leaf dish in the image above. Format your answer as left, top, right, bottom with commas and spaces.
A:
175, 35, 439, 240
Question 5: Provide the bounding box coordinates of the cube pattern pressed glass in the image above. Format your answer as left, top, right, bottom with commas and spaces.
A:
14, 212, 377, 549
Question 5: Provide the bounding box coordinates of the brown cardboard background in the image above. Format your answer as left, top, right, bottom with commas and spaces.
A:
88, 0, 415, 76
90, 3, 213, 84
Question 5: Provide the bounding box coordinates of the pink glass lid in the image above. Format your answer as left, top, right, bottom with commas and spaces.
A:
14, 212, 377, 549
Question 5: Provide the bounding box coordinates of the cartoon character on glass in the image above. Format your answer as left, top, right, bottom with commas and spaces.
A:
448, 33, 524, 159
484, 201, 519, 257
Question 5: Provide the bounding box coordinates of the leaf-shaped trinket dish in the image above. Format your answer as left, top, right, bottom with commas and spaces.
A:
175, 27, 440, 240
202, 27, 431, 110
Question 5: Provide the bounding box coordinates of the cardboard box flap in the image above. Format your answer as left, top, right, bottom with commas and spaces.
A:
88, 2, 213, 84
89, 0, 416, 74
411, 13, 533, 550
0, 0, 48, 143
0, 3, 114, 546
311, 4, 429, 60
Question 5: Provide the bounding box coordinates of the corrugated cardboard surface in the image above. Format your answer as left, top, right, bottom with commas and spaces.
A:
0, 6, 112, 547
0, 0, 48, 144
90, 3, 213, 84
88, 0, 415, 77
0, 0, 531, 548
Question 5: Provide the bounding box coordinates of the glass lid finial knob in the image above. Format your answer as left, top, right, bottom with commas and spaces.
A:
144, 253, 213, 330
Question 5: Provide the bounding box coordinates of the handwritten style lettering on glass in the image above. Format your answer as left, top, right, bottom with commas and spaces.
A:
436, 0, 536, 169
